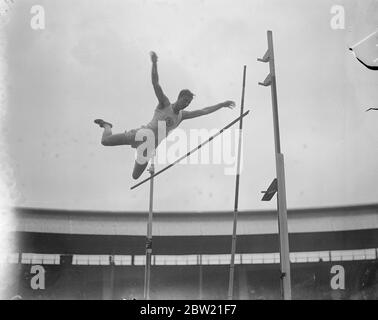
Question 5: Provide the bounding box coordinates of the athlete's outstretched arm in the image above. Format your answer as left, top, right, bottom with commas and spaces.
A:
182, 100, 235, 120
150, 51, 170, 108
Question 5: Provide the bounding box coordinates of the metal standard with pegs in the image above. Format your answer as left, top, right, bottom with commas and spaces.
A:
143, 158, 155, 300
258, 30, 292, 300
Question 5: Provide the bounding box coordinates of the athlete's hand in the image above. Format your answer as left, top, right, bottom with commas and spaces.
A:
221, 100, 236, 109
150, 51, 158, 63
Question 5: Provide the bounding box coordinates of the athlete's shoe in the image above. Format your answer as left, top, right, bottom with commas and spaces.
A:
94, 119, 113, 128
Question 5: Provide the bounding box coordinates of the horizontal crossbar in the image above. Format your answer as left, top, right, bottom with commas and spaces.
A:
131, 110, 250, 190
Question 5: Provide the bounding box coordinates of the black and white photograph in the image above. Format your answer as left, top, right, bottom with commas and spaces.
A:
0, 0, 377, 304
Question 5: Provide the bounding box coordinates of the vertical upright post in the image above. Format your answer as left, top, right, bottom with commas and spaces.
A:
258, 30, 292, 300
228, 65, 247, 300
199, 255, 203, 300
109, 255, 115, 300
144, 158, 155, 300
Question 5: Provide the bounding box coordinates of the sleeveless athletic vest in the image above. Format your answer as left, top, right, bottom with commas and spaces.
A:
143, 104, 183, 145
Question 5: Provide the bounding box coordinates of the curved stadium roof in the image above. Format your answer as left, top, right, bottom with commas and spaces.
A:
13, 203, 378, 236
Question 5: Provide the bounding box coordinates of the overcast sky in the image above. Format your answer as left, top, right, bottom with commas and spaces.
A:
2, 0, 378, 212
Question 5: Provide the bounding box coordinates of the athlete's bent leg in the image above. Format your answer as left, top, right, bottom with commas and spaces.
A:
132, 161, 149, 180
132, 141, 155, 179
94, 119, 132, 146
101, 132, 130, 146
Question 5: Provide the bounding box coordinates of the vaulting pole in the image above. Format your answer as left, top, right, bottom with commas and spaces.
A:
228, 65, 247, 300
143, 157, 155, 300
131, 111, 250, 190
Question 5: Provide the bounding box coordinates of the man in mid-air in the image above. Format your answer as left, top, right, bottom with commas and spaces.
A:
94, 51, 235, 179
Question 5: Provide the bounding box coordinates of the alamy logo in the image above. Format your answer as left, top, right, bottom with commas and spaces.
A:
30, 5, 45, 30
30, 265, 45, 290
330, 265, 345, 290
330, 5, 345, 30
134, 121, 243, 175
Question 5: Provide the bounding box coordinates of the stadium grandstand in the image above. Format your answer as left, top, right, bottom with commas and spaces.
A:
4, 203, 378, 300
